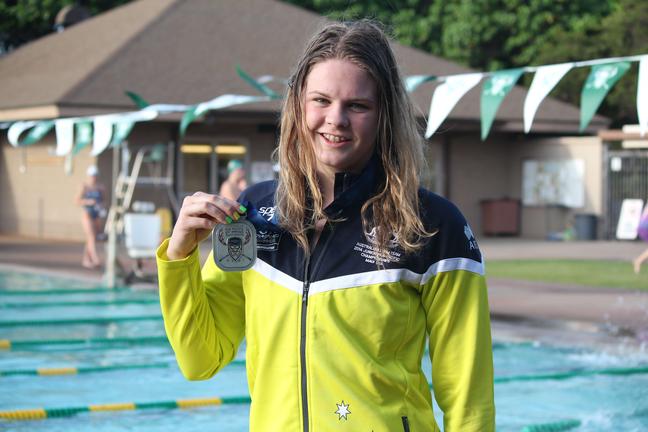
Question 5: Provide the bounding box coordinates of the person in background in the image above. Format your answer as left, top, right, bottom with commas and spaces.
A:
633, 204, 648, 274
219, 159, 247, 201
76, 165, 105, 269
157, 20, 494, 431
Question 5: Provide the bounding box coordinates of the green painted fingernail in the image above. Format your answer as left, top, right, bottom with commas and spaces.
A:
225, 216, 233, 224
239, 205, 247, 213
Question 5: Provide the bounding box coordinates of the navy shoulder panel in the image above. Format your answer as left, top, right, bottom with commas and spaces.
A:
238, 180, 277, 206
418, 188, 483, 264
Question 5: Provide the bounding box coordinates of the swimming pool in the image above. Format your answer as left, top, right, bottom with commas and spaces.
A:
1, 270, 647, 431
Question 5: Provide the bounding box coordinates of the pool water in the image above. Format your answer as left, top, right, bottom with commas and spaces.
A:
1, 271, 648, 431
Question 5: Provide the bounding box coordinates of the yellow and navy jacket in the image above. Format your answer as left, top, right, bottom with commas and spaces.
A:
156, 160, 495, 431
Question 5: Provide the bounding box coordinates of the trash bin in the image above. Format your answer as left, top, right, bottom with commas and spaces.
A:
574, 213, 597, 240
480, 198, 520, 236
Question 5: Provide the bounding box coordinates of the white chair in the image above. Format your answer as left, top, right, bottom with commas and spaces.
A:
123, 213, 161, 283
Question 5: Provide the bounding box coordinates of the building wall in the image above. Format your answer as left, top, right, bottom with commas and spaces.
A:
447, 133, 513, 236
509, 136, 603, 238
1, 134, 99, 240
446, 134, 603, 239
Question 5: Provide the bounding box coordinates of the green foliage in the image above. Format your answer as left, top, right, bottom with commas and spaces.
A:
536, 0, 648, 127
286, 0, 615, 71
0, 0, 132, 54
287, 0, 648, 125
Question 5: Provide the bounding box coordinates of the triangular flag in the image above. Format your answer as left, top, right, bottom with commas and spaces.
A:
180, 94, 271, 136
72, 121, 93, 155
110, 120, 135, 147
91, 117, 114, 156
580, 62, 630, 131
125, 91, 150, 109
405, 75, 436, 93
19, 121, 55, 146
236, 66, 281, 99
480, 69, 523, 140
7, 121, 37, 146
638, 56, 648, 136
55, 119, 75, 156
524, 63, 573, 133
425, 73, 483, 138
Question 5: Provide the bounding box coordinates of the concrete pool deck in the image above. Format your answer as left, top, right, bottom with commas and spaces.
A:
1, 235, 647, 349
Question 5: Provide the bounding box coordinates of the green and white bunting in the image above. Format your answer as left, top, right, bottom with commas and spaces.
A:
236, 66, 281, 100
580, 62, 630, 131
480, 69, 523, 140
405, 75, 436, 93
639, 56, 648, 136
110, 120, 135, 148
5, 53, 648, 162
55, 119, 74, 156
21, 121, 54, 146
7, 121, 53, 147
180, 94, 272, 136
72, 121, 93, 155
425, 73, 483, 138
524, 63, 573, 133
91, 118, 114, 156
7, 121, 37, 146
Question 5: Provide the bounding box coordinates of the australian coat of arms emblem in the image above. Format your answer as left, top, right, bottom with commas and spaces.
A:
212, 218, 257, 271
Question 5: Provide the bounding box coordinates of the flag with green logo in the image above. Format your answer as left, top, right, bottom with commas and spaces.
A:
580, 62, 630, 131
480, 69, 523, 140
72, 121, 93, 155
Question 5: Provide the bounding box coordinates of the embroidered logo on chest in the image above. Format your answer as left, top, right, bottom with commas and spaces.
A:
256, 229, 282, 251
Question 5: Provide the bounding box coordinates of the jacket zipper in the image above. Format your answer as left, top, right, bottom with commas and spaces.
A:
402, 416, 410, 432
300, 254, 311, 432
300, 226, 335, 432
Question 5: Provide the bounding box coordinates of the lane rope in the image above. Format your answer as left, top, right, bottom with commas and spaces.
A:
495, 366, 648, 383
0, 299, 159, 309
0, 336, 169, 350
520, 419, 581, 432
0, 396, 251, 421
0, 315, 162, 327
0, 360, 246, 377
0, 287, 133, 296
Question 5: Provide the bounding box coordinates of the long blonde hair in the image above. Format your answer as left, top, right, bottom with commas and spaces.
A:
276, 20, 433, 254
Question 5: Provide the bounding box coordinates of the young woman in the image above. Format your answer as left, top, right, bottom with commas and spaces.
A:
76, 165, 105, 269
157, 20, 495, 431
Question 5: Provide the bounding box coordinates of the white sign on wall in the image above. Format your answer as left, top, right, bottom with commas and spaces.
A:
522, 159, 585, 208
616, 199, 645, 240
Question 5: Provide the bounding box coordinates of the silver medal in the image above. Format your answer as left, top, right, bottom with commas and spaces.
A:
212, 217, 257, 271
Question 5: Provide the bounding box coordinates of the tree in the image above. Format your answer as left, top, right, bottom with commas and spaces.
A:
535, 0, 648, 127
285, 0, 615, 71
0, 0, 132, 55
287, 0, 648, 126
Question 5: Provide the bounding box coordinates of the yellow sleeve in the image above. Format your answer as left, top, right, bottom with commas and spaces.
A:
421, 269, 495, 431
156, 238, 245, 380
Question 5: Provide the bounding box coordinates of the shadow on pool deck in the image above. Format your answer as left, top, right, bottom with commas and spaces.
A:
1, 235, 647, 349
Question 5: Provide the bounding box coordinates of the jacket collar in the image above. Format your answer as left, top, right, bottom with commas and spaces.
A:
324, 153, 384, 218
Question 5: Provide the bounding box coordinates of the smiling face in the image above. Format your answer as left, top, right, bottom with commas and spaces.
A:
304, 59, 379, 178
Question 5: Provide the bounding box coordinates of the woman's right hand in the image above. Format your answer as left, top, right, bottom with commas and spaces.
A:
166, 192, 246, 260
